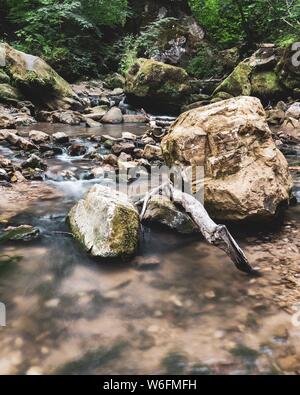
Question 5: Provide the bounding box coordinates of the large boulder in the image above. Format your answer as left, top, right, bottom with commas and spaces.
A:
125, 58, 191, 113
0, 43, 80, 108
161, 96, 293, 221
213, 46, 297, 102
68, 185, 140, 258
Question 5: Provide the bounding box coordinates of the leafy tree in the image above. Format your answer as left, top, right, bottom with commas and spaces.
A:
188, 0, 300, 48
3, 0, 129, 80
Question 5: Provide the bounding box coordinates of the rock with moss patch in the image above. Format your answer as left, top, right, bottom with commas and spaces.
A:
0, 43, 80, 108
125, 58, 191, 112
0, 83, 22, 103
213, 62, 253, 97
251, 71, 284, 99
0, 225, 40, 242
213, 45, 299, 102
68, 185, 140, 258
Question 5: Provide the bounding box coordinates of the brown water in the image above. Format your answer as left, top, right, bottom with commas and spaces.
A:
0, 124, 300, 375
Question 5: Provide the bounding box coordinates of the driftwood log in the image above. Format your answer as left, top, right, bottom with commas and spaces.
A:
138, 182, 260, 276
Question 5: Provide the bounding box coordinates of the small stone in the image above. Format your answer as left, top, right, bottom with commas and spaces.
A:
44, 298, 60, 308
112, 141, 135, 155
68, 143, 87, 157
84, 117, 101, 128
122, 132, 137, 141
205, 290, 216, 299
273, 324, 289, 339
41, 347, 49, 355
142, 144, 162, 160
103, 154, 118, 167
1, 225, 40, 242
147, 325, 159, 333
169, 295, 183, 307
118, 152, 132, 162
21, 154, 47, 170
214, 330, 225, 339
153, 310, 163, 318
29, 130, 50, 144
52, 132, 69, 144
101, 107, 123, 124
26, 366, 43, 375
123, 114, 147, 123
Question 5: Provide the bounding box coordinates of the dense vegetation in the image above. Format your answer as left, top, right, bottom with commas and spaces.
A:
0, 0, 299, 81
188, 0, 300, 48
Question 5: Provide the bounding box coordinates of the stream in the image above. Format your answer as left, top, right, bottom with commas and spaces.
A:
0, 123, 300, 375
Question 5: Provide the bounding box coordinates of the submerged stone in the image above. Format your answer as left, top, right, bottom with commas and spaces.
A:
0, 225, 40, 242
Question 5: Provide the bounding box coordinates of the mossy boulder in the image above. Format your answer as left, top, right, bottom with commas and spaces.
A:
68, 185, 140, 259
251, 71, 285, 99
104, 73, 125, 89
0, 83, 22, 103
0, 43, 79, 107
125, 58, 191, 113
0, 69, 10, 84
213, 62, 253, 97
213, 45, 299, 103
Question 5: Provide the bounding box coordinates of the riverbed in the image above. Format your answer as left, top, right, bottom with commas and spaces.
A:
0, 123, 300, 375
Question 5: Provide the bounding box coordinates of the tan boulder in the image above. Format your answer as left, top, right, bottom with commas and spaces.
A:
161, 96, 293, 221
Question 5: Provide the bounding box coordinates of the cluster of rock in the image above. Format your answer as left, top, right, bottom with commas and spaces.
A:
0, 124, 166, 185
0, 43, 151, 127
266, 101, 300, 143
67, 96, 295, 259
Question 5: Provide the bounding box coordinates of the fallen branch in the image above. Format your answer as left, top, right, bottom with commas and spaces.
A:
138, 182, 260, 276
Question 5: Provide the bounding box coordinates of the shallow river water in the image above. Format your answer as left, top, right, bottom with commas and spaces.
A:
0, 123, 300, 375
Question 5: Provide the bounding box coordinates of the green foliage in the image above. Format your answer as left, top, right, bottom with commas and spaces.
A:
137, 17, 186, 58
188, 0, 300, 48
116, 35, 139, 75
187, 44, 224, 78
116, 18, 186, 75
3, 0, 129, 80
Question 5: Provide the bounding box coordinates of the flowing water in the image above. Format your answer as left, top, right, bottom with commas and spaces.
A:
0, 123, 300, 375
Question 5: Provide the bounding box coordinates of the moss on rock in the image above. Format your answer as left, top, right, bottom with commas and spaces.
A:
0, 83, 22, 103
0, 69, 10, 84
0, 43, 77, 106
213, 62, 253, 97
125, 58, 191, 112
251, 71, 284, 99
68, 185, 140, 259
